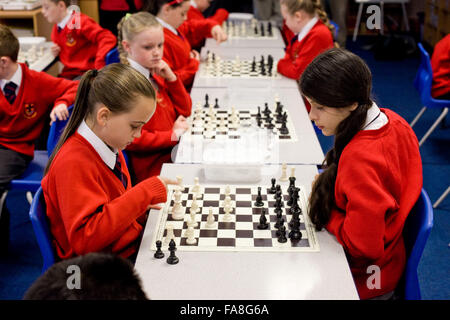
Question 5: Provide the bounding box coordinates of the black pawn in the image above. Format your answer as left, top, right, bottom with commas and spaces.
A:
279, 121, 289, 135
275, 215, 284, 230
257, 209, 269, 229
269, 178, 277, 194
278, 225, 287, 243
214, 98, 219, 109
154, 240, 164, 259
166, 239, 179, 265
204, 94, 209, 108
254, 187, 264, 207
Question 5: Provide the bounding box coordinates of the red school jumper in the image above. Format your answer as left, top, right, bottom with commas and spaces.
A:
51, 12, 117, 79
277, 20, 333, 80
126, 75, 192, 182
325, 109, 422, 299
431, 34, 450, 98
185, 5, 228, 48
162, 19, 218, 89
42, 133, 167, 259
0, 63, 77, 157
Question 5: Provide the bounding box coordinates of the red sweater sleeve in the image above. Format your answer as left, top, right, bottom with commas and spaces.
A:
325, 149, 397, 261
210, 8, 229, 24
36, 70, 78, 107
166, 77, 192, 117
81, 15, 117, 69
178, 18, 218, 44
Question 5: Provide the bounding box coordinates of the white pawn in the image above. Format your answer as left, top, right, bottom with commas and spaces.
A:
192, 177, 201, 194
185, 226, 197, 244
171, 188, 184, 220
223, 204, 233, 222
280, 163, 288, 181
205, 207, 216, 229
176, 175, 184, 190
164, 224, 175, 246
290, 167, 296, 178
190, 195, 200, 214
223, 195, 232, 207
224, 185, 231, 196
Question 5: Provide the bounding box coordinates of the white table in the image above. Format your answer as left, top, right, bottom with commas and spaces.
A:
18, 41, 56, 72
134, 163, 359, 300
193, 47, 298, 89
204, 27, 285, 48
176, 87, 324, 164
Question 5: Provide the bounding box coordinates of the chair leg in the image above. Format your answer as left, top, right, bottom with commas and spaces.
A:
352, 3, 364, 42
433, 186, 450, 209
410, 107, 427, 128
419, 107, 449, 147
0, 190, 8, 222
26, 191, 33, 205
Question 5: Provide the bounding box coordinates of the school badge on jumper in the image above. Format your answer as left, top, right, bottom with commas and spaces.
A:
23, 103, 37, 119
66, 32, 76, 47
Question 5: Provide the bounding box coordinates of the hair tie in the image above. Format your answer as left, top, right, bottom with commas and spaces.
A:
125, 13, 132, 19
92, 69, 98, 77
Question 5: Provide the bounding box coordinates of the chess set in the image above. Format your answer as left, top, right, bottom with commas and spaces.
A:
150, 170, 320, 257
17, 38, 53, 69
184, 94, 297, 142
222, 19, 277, 39
199, 52, 280, 79
0, 0, 41, 10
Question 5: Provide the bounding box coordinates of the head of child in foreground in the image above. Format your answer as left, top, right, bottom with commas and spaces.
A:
118, 12, 164, 70
45, 63, 157, 174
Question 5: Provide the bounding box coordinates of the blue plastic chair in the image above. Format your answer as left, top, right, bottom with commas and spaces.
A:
400, 188, 434, 300
329, 20, 339, 41
410, 43, 450, 147
47, 105, 73, 156
29, 186, 57, 273
105, 47, 120, 65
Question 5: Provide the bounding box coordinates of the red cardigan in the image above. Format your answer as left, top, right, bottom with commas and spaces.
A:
185, 6, 228, 48
431, 34, 450, 98
99, 0, 143, 11
281, 20, 295, 46
0, 63, 77, 157
325, 108, 422, 299
277, 20, 333, 80
51, 12, 117, 79
126, 75, 192, 182
162, 19, 217, 88
42, 132, 167, 259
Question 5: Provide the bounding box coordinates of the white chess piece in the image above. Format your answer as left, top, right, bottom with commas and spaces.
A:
290, 167, 296, 178
185, 226, 197, 244
280, 163, 288, 181
224, 185, 231, 196
164, 224, 175, 246
176, 175, 184, 190
188, 209, 198, 227
190, 195, 199, 214
205, 207, 216, 229
171, 187, 184, 220
223, 204, 233, 222
192, 177, 200, 193
223, 195, 232, 207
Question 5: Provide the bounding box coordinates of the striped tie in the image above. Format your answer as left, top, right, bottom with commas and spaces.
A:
3, 82, 17, 104
112, 155, 128, 189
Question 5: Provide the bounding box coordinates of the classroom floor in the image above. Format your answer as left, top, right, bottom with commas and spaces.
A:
0, 36, 449, 300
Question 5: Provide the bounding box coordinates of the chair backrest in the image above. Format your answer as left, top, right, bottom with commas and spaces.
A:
105, 47, 120, 65
401, 188, 434, 300
329, 20, 339, 41
29, 187, 56, 273
413, 43, 433, 103
47, 105, 74, 157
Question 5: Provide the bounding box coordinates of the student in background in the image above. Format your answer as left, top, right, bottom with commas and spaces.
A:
431, 34, 450, 100
185, 0, 229, 49
144, 0, 227, 90
118, 12, 192, 182
277, 0, 333, 81
42, 64, 177, 260
99, 0, 144, 36
41, 0, 117, 79
24, 252, 148, 300
0, 25, 77, 254
301, 48, 422, 300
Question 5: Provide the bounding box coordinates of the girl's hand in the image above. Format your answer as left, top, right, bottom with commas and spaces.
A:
171, 115, 189, 141
51, 44, 61, 57
150, 60, 177, 82
190, 49, 200, 61
50, 103, 69, 124
211, 25, 228, 43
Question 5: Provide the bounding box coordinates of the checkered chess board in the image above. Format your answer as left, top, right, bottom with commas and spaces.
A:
199, 58, 280, 79
151, 184, 319, 252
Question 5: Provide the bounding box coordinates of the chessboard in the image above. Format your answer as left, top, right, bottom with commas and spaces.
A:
151, 179, 320, 253
223, 20, 278, 39
199, 53, 279, 79
185, 98, 297, 142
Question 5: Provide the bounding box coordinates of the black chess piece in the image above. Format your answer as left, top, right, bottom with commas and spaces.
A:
289, 219, 302, 241
256, 106, 261, 118
268, 21, 273, 36
263, 103, 270, 115
166, 239, 179, 265
279, 119, 289, 135
154, 240, 164, 259
214, 98, 219, 109
275, 215, 284, 230
269, 178, 277, 194
254, 187, 264, 207
257, 209, 269, 229
260, 22, 265, 36
278, 225, 288, 243
204, 94, 210, 108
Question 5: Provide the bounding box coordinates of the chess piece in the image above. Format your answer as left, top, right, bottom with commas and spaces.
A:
269, 178, 277, 194
188, 204, 198, 228
257, 209, 269, 229
205, 207, 216, 228
278, 225, 288, 243
223, 204, 233, 221
279, 121, 289, 135
185, 226, 197, 245
166, 239, 179, 265
176, 175, 184, 190
204, 94, 210, 108
280, 164, 288, 181
214, 98, 219, 109
223, 195, 232, 207
224, 185, 231, 196
192, 177, 201, 194
254, 187, 264, 207
154, 240, 164, 259
164, 224, 175, 246
171, 187, 184, 220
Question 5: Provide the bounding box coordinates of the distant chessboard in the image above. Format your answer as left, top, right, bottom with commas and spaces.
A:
223, 20, 278, 39
185, 107, 297, 142
151, 184, 319, 252
199, 56, 280, 79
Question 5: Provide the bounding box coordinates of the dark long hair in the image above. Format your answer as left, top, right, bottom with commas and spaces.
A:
300, 48, 373, 230
44, 63, 156, 175
143, 0, 188, 15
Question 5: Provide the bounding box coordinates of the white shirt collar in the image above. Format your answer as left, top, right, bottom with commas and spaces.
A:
363, 102, 388, 130
190, 0, 198, 9
58, 11, 73, 30
297, 16, 319, 42
77, 120, 118, 170
128, 57, 150, 79
156, 17, 179, 36
1, 63, 22, 94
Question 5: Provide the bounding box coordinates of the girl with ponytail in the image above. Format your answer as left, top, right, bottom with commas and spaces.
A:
43, 63, 177, 260
117, 11, 192, 182
277, 0, 334, 84
301, 48, 422, 300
